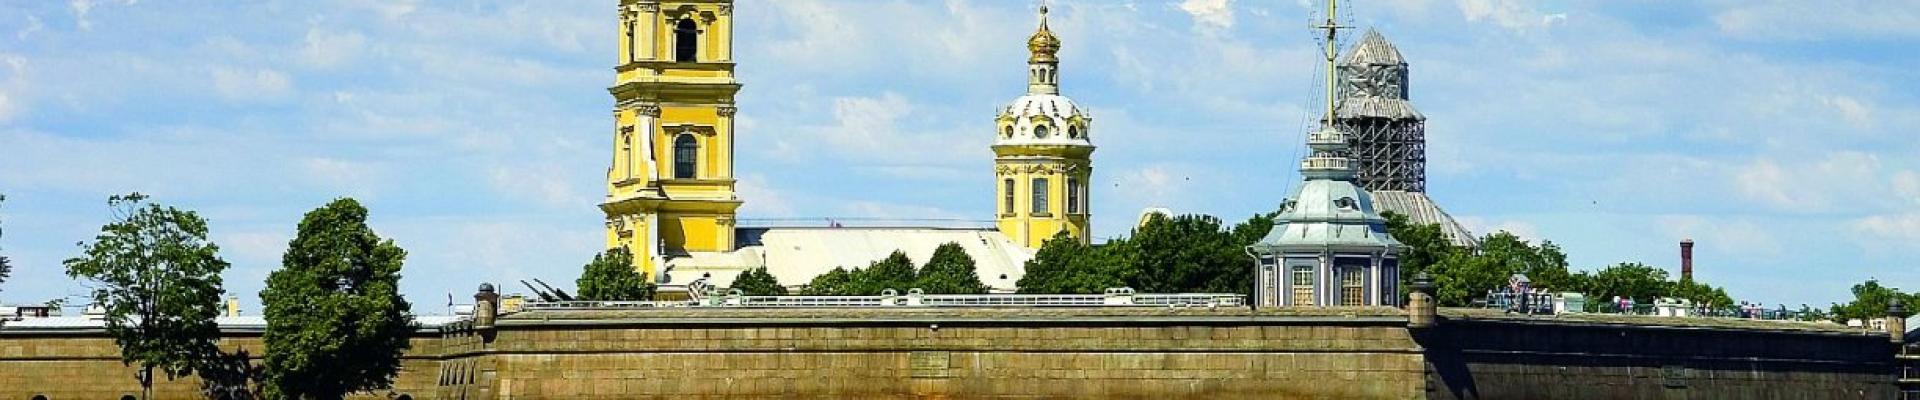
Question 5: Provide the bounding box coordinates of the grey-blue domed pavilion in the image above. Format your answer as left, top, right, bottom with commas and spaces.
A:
1249, 7, 1401, 308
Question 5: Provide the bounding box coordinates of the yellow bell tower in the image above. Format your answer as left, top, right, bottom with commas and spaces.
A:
601, 0, 741, 279
994, 6, 1094, 248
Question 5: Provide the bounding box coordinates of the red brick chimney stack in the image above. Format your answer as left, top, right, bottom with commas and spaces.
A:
1680, 239, 1695, 282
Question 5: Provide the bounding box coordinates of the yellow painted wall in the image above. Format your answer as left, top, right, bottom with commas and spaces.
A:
603, 0, 741, 279
994, 146, 1092, 248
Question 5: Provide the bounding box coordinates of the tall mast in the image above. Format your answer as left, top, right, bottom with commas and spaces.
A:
1317, 0, 1345, 125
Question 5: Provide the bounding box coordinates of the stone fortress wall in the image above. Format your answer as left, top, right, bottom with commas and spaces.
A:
0, 305, 1903, 399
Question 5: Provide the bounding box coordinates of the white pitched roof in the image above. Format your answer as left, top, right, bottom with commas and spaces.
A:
665, 227, 1034, 293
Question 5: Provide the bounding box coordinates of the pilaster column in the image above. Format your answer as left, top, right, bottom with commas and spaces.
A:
718, 105, 737, 180
638, 2, 660, 61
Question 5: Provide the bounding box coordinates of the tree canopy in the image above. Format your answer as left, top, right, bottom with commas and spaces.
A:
1017, 232, 1129, 294
796, 245, 991, 295
1829, 279, 1915, 323
261, 198, 415, 399
914, 242, 987, 294
575, 247, 656, 301
1014, 213, 1270, 295
63, 193, 230, 397
731, 266, 787, 296
798, 251, 916, 296
1382, 211, 1738, 309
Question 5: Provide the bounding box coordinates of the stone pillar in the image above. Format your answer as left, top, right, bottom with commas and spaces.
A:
474, 283, 500, 330
1408, 272, 1436, 329
1890, 298, 1908, 345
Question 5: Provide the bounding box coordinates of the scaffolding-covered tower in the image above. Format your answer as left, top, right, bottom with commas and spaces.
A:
1332, 30, 1478, 247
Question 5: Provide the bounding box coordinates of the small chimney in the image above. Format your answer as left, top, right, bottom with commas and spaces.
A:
225, 296, 240, 317
1679, 239, 1695, 281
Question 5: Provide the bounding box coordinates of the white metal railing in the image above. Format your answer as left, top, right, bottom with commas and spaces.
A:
519, 288, 1245, 310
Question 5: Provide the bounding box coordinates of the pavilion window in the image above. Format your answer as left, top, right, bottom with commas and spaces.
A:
1031, 177, 1049, 215
1066, 178, 1081, 214
1003, 179, 1016, 215
1340, 267, 1365, 306
674, 19, 698, 62
1291, 265, 1315, 306
673, 134, 698, 179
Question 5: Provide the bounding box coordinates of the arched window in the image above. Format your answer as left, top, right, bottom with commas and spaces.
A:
1003, 179, 1015, 215
1066, 178, 1081, 214
673, 134, 698, 179
1067, 125, 1079, 139
1002, 125, 1013, 139
674, 19, 698, 62
1033, 125, 1049, 138
1031, 177, 1050, 215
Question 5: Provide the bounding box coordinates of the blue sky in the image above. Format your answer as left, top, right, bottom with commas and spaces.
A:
1, 0, 1917, 315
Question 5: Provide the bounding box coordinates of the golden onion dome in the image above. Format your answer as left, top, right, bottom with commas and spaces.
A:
1027, 7, 1060, 63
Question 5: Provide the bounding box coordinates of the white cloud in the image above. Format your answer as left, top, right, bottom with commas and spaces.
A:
70, 0, 94, 30
1456, 0, 1565, 32
736, 174, 795, 218
1178, 0, 1235, 33
487, 163, 591, 209
1714, 3, 1920, 41
16, 15, 43, 40
1853, 213, 1920, 243
1457, 216, 1538, 241
1895, 171, 1920, 203
840, 201, 967, 222
218, 231, 289, 266
1818, 95, 1873, 128
210, 66, 292, 102
1734, 152, 1882, 212
301, 157, 382, 198
1654, 215, 1780, 257
342, 0, 421, 20
300, 28, 367, 69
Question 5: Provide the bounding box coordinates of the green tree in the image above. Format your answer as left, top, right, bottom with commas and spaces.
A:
1017, 233, 1131, 294
1668, 278, 1734, 308
801, 267, 854, 295
63, 193, 229, 399
575, 248, 656, 301
1583, 262, 1671, 307
262, 198, 416, 399
1129, 214, 1247, 294
851, 251, 918, 295
1829, 279, 1915, 323
731, 267, 787, 296
915, 242, 987, 294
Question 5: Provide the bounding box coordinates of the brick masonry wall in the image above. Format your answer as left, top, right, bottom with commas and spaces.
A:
1421, 314, 1898, 400
469, 319, 1426, 399
0, 333, 444, 400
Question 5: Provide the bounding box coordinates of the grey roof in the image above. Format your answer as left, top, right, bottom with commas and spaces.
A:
1335, 97, 1424, 120
1252, 180, 1402, 253
1342, 29, 1404, 66
1370, 190, 1478, 248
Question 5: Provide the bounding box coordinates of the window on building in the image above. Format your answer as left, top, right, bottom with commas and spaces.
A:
1291, 265, 1315, 306
674, 19, 698, 62
1068, 125, 1080, 139
673, 134, 697, 179
1002, 125, 1013, 139
1340, 267, 1365, 306
1066, 178, 1081, 214
1031, 177, 1049, 215
1033, 125, 1050, 138
1003, 179, 1016, 215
